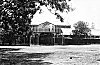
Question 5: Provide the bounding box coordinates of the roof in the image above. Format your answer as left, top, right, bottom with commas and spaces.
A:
32, 22, 62, 33
61, 28, 73, 35
30, 21, 71, 28
31, 20, 70, 26
91, 29, 100, 35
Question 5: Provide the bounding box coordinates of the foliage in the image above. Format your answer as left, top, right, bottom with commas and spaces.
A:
72, 21, 91, 36
0, 0, 73, 45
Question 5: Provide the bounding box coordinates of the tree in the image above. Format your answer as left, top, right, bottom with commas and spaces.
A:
72, 21, 91, 36
0, 0, 74, 45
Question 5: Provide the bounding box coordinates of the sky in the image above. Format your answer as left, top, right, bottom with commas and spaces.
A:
69, 0, 100, 29
31, 0, 100, 29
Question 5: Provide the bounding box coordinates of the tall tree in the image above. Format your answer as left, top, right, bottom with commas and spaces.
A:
0, 0, 74, 45
72, 21, 91, 36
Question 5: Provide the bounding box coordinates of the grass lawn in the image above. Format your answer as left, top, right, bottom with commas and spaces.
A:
0, 44, 100, 65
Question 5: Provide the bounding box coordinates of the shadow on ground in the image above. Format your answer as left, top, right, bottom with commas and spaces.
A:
0, 48, 53, 65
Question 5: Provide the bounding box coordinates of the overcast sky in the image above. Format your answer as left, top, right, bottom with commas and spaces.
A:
69, 0, 100, 29
31, 0, 100, 29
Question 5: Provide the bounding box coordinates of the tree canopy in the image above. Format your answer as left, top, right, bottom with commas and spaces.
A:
72, 21, 91, 36
0, 0, 74, 44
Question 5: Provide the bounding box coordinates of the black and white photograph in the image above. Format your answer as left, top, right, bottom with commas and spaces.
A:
0, 0, 100, 65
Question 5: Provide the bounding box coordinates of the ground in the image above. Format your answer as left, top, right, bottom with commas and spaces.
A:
0, 44, 100, 65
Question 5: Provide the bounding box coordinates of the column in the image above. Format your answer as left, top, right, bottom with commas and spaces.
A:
37, 33, 40, 45
54, 25, 56, 45
30, 35, 32, 46
54, 33, 56, 45
62, 33, 64, 45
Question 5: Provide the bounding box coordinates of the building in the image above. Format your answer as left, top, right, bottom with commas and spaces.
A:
29, 5, 71, 45
30, 21, 71, 45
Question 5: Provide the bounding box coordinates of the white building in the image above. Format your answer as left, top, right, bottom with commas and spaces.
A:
30, 5, 71, 45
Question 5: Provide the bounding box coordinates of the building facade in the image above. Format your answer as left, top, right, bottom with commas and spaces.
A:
30, 21, 71, 45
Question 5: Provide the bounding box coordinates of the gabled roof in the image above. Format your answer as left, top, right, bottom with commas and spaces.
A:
32, 21, 62, 33
31, 20, 69, 25
38, 21, 54, 26
31, 21, 71, 28
37, 21, 55, 29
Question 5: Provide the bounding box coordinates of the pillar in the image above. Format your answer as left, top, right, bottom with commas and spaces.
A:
62, 33, 64, 45
30, 35, 32, 46
54, 25, 56, 45
53, 33, 56, 45
36, 33, 40, 45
